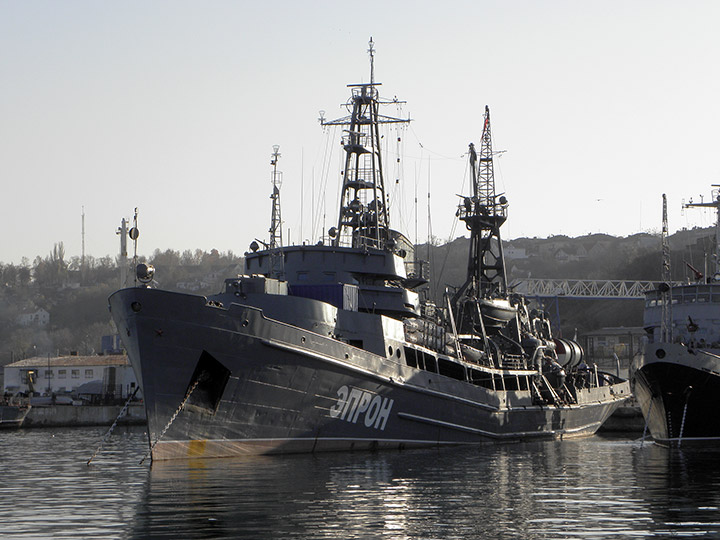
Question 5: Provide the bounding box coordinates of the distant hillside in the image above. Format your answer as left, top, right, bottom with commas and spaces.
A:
0, 247, 242, 366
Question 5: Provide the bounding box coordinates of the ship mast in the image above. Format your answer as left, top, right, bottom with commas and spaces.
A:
268, 145, 284, 277
454, 106, 509, 302
269, 145, 283, 250
322, 38, 410, 250
660, 193, 673, 342
683, 185, 720, 279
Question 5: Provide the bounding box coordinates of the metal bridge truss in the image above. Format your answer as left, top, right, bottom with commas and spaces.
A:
509, 278, 664, 299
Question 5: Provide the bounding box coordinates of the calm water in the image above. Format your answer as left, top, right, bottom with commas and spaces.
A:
1, 427, 720, 539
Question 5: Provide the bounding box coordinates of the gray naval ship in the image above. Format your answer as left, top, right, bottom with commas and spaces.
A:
109, 44, 629, 460
634, 189, 720, 446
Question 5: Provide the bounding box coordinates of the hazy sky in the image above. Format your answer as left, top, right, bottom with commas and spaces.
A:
2, 1, 720, 266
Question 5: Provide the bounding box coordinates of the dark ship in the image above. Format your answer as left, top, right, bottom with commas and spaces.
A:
109, 43, 629, 460
634, 188, 720, 446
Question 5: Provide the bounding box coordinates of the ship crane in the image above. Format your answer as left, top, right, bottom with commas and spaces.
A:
454, 106, 509, 302
452, 106, 512, 337
660, 194, 673, 343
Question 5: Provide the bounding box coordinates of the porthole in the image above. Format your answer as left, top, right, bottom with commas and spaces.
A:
388, 346, 394, 357
656, 348, 666, 359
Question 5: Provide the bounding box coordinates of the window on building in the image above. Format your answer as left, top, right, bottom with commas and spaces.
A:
45, 370, 53, 379
85, 369, 93, 378
71, 370, 80, 379
58, 369, 67, 379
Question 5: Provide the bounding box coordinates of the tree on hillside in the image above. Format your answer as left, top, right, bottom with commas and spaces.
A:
18, 265, 31, 287
32, 242, 68, 288
2, 264, 17, 286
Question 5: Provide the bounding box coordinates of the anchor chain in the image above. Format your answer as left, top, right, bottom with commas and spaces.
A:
87, 385, 141, 465
677, 386, 692, 448
140, 379, 200, 465
640, 398, 653, 447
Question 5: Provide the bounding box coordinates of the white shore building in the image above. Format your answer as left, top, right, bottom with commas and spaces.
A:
3, 354, 140, 400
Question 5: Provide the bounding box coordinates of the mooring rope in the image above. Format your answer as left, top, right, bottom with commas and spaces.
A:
139, 379, 200, 465
87, 385, 141, 466
640, 398, 653, 448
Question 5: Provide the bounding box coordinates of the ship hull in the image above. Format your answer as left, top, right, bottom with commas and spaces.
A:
634, 342, 720, 447
110, 288, 629, 460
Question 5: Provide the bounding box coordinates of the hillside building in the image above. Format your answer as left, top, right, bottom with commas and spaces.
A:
16, 308, 49, 327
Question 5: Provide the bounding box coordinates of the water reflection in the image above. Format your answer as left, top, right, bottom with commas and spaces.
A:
633, 444, 720, 537
2, 428, 720, 539
0, 426, 147, 539
129, 437, 720, 539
